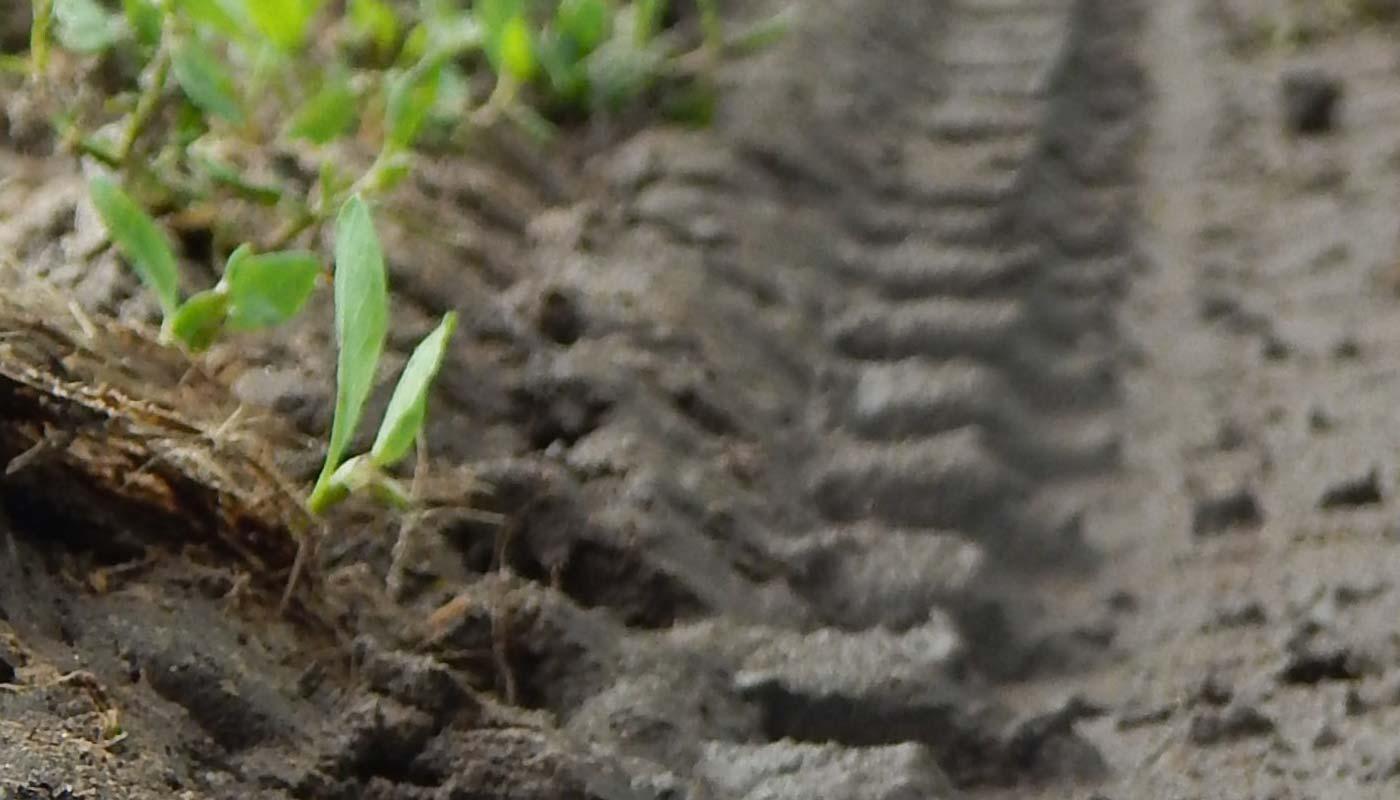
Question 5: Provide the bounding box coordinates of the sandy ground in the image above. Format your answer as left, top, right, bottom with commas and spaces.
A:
3, 0, 1400, 797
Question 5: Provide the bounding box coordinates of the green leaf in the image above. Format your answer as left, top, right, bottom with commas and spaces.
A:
224, 246, 322, 329
350, 0, 399, 57
172, 40, 245, 124
535, 32, 587, 105
287, 74, 358, 143
370, 311, 456, 468
88, 175, 181, 318
309, 195, 388, 514
123, 0, 163, 48
556, 0, 610, 55
634, 0, 669, 44
475, 0, 522, 66
586, 36, 659, 111
661, 79, 716, 127
474, 0, 523, 39
498, 15, 536, 82
176, 0, 248, 39
53, 0, 122, 53
244, 0, 322, 51
432, 62, 471, 119
365, 150, 414, 193
385, 59, 442, 150
168, 287, 230, 351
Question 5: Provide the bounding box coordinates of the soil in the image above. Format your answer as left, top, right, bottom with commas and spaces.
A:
2, 0, 1400, 796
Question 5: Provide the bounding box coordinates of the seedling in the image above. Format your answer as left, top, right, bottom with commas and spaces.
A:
306, 195, 457, 516
88, 174, 321, 350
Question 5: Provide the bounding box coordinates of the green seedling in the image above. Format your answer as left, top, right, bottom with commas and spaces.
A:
245, 0, 325, 52
307, 195, 457, 515
287, 72, 359, 144
171, 38, 245, 125
89, 175, 322, 350
88, 175, 181, 321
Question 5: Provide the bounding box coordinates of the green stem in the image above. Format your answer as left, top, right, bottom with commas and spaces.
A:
119, 44, 173, 164
30, 0, 53, 79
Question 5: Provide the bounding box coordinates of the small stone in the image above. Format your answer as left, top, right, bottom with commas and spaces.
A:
1319, 469, 1383, 509
1313, 723, 1342, 750
1192, 487, 1263, 537
1208, 597, 1268, 630
1188, 703, 1276, 746
1281, 69, 1342, 135
1192, 674, 1234, 708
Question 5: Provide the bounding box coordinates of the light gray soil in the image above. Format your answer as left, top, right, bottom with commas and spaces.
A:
3, 0, 1400, 796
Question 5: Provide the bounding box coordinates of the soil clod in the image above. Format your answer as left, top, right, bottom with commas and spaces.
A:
1318, 468, 1383, 509
1281, 69, 1343, 135
1191, 487, 1263, 537
1187, 703, 1276, 746
1279, 644, 1367, 685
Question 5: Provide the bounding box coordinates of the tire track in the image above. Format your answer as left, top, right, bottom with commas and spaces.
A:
810, 0, 1142, 580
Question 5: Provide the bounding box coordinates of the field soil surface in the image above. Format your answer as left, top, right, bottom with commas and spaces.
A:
4, 0, 1400, 797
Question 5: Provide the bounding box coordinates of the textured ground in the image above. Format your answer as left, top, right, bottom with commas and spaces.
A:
3, 0, 1400, 796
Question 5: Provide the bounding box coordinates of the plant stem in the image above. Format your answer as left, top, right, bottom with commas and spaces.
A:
119, 45, 172, 165
30, 0, 53, 79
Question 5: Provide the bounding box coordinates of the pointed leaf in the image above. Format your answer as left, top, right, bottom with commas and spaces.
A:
370, 312, 456, 468
498, 15, 536, 82
634, 0, 669, 44
88, 176, 180, 318
225, 248, 321, 329
556, 0, 610, 55
172, 40, 245, 124
168, 287, 230, 351
385, 59, 442, 149
475, 0, 523, 67
310, 195, 388, 511
176, 0, 248, 39
244, 0, 322, 51
123, 0, 163, 48
349, 0, 399, 56
287, 74, 358, 143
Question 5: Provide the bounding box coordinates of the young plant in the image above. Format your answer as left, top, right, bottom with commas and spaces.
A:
88, 174, 321, 350
306, 195, 457, 515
